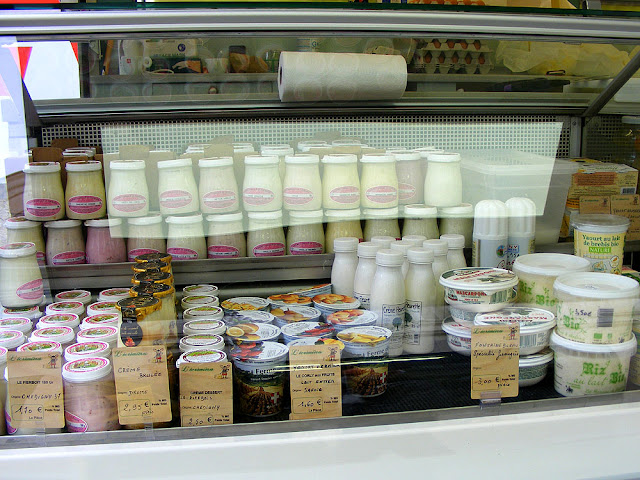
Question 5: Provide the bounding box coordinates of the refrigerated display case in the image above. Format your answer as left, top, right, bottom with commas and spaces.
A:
2, 3, 640, 478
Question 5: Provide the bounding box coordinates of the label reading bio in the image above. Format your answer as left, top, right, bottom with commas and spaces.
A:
68, 195, 103, 215
7, 352, 64, 429
365, 185, 397, 204
208, 245, 240, 258
52, 251, 86, 265
203, 190, 237, 210
289, 345, 342, 420
167, 247, 199, 260
25, 198, 61, 218
380, 303, 405, 351
329, 186, 359, 205
253, 242, 285, 257
160, 190, 193, 209
470, 324, 519, 400
112, 346, 172, 425
289, 241, 323, 255
111, 194, 147, 213
283, 187, 314, 206
243, 187, 275, 206
179, 361, 233, 427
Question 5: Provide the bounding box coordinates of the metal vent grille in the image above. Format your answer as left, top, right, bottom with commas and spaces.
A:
583, 115, 629, 163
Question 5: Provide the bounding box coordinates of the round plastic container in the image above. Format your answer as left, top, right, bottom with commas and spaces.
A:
474, 307, 556, 355
270, 305, 323, 328
226, 323, 281, 344
326, 309, 378, 332
36, 313, 80, 332
519, 349, 554, 388
98, 288, 131, 302
81, 313, 120, 330
55, 290, 92, 306
439, 267, 518, 312
2, 306, 41, 322
223, 310, 276, 327
448, 305, 478, 324
183, 284, 219, 297
441, 317, 471, 356
0, 317, 33, 335
287, 337, 345, 350
182, 319, 226, 336
280, 321, 336, 344
572, 214, 629, 274
513, 253, 592, 309
0, 330, 25, 350
312, 294, 360, 320
17, 340, 63, 353
86, 301, 119, 318
550, 331, 636, 396
183, 306, 224, 322
181, 295, 219, 310
76, 326, 118, 349
554, 272, 640, 344
30, 326, 75, 348
46, 301, 85, 319
64, 341, 111, 362
266, 294, 312, 308
179, 334, 225, 353
176, 349, 227, 368
221, 297, 270, 313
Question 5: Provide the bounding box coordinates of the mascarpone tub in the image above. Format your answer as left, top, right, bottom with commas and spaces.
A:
441, 317, 471, 356
550, 331, 636, 397
554, 272, 640, 344
439, 267, 518, 312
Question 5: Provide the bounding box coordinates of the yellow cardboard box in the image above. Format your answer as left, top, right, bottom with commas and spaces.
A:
568, 158, 638, 199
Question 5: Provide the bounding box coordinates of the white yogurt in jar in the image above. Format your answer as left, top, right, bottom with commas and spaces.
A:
243, 155, 282, 212
360, 154, 398, 209
283, 154, 322, 211
0, 242, 44, 308
107, 160, 149, 218
199, 157, 240, 214
157, 158, 199, 215
321, 154, 360, 210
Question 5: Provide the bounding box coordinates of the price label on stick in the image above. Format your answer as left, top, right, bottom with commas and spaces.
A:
179, 361, 233, 427
470, 324, 519, 400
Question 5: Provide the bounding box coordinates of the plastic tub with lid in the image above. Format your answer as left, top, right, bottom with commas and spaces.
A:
183, 284, 218, 297
572, 214, 629, 274
18, 340, 62, 353
36, 313, 80, 332
226, 323, 281, 344
280, 321, 335, 344
287, 337, 345, 351
0, 317, 33, 336
270, 305, 322, 328
98, 288, 131, 302
183, 319, 226, 336
81, 313, 119, 330
30, 326, 75, 348
439, 267, 518, 312
0, 330, 25, 351
267, 294, 312, 308
223, 310, 276, 327
183, 306, 224, 322
46, 301, 85, 319
2, 306, 41, 322
176, 349, 227, 368
181, 295, 219, 310
326, 309, 378, 332
86, 301, 119, 319
441, 317, 472, 355
519, 348, 554, 387
179, 334, 225, 353
312, 294, 360, 320
55, 290, 92, 306
77, 326, 118, 350
64, 341, 111, 362
221, 297, 270, 313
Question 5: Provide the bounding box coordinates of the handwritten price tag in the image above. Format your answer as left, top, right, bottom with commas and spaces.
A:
471, 324, 519, 400
179, 361, 233, 427
7, 351, 64, 429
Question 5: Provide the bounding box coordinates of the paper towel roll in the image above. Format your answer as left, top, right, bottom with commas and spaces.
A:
278, 52, 407, 102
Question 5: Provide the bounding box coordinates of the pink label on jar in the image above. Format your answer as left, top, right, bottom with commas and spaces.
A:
128, 248, 161, 262
365, 185, 397, 204
68, 195, 103, 214
243, 187, 275, 206
290, 241, 323, 255
203, 190, 237, 209
112, 194, 146, 213
329, 186, 359, 204
283, 187, 314, 206
65, 411, 88, 433
167, 247, 199, 260
16, 278, 44, 300
52, 251, 86, 265
208, 245, 240, 258
398, 183, 417, 201
36, 252, 45, 266
25, 198, 61, 217
253, 242, 285, 257
160, 189, 193, 209
5, 410, 16, 435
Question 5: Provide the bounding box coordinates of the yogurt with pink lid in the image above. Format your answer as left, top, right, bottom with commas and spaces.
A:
54, 290, 92, 306
81, 313, 119, 330
0, 317, 33, 335
36, 313, 80, 332
18, 340, 63, 353
46, 301, 85, 319
64, 341, 111, 362
98, 288, 131, 302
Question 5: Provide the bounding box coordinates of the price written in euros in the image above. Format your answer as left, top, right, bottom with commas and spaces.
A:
473, 374, 516, 390
293, 397, 324, 414
119, 399, 152, 418
12, 404, 43, 421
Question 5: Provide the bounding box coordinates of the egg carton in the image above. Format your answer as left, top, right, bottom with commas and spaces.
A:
411, 49, 492, 74
417, 39, 492, 53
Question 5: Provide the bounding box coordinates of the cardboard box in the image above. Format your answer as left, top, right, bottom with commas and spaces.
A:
568, 158, 638, 198
576, 193, 640, 242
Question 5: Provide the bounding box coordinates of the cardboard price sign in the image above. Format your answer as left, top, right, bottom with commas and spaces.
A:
289, 344, 342, 420
471, 324, 520, 400
112, 346, 172, 425
6, 352, 64, 429
179, 361, 233, 427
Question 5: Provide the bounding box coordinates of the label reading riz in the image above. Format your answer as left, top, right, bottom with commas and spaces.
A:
68, 195, 103, 215
243, 188, 275, 206
128, 248, 161, 262
290, 241, 323, 255
25, 198, 61, 217
365, 185, 397, 204
16, 279, 44, 300
111, 194, 147, 213
398, 183, 417, 201
167, 247, 199, 260
283, 187, 314, 206
160, 190, 193, 209
203, 190, 237, 209
329, 186, 359, 204
253, 242, 285, 257
208, 245, 240, 259
52, 251, 86, 265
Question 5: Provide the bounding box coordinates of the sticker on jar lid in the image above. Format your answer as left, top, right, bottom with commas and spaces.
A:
224, 311, 276, 326
329, 186, 359, 204
289, 241, 323, 255
183, 295, 217, 305
160, 190, 193, 209
243, 187, 275, 206
283, 187, 314, 206
365, 185, 397, 204
111, 194, 147, 213
327, 309, 378, 327
83, 314, 119, 326
183, 285, 217, 295
222, 297, 270, 311
180, 349, 227, 364
166, 247, 199, 260
18, 340, 62, 352
52, 251, 86, 265
66, 341, 110, 357
4, 306, 39, 316
100, 288, 131, 299
203, 190, 237, 209
281, 321, 335, 338
77, 326, 118, 341
0, 317, 31, 330
39, 313, 79, 327
184, 306, 223, 317
440, 268, 518, 289
32, 326, 73, 340
56, 290, 91, 302
16, 279, 44, 300
226, 323, 280, 343
398, 183, 417, 201
252, 242, 285, 257
180, 334, 224, 348
184, 319, 226, 334
128, 248, 161, 262
68, 195, 103, 215
48, 302, 83, 312
208, 245, 240, 258
230, 340, 288, 363
89, 302, 118, 312
0, 330, 23, 343
287, 337, 345, 349
63, 357, 110, 378
25, 198, 61, 217
270, 306, 322, 323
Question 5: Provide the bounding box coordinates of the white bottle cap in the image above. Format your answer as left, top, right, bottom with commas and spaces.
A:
333, 237, 359, 253
473, 200, 508, 238
247, 210, 283, 221
390, 240, 413, 257
375, 249, 404, 267
199, 157, 234, 168
261, 145, 294, 155
414, 147, 444, 159
371, 236, 395, 249
0, 242, 37, 259
85, 218, 122, 228
363, 207, 399, 218
165, 214, 203, 225
407, 247, 434, 264
23, 162, 61, 173
402, 235, 427, 247
127, 213, 164, 226
4, 217, 41, 230
357, 242, 379, 258
44, 219, 82, 229
65, 160, 102, 172
360, 154, 395, 164
244, 155, 279, 165
207, 212, 243, 224
325, 208, 361, 219
110, 160, 145, 171
440, 233, 465, 249
506, 197, 537, 236
423, 239, 448, 256
390, 151, 421, 162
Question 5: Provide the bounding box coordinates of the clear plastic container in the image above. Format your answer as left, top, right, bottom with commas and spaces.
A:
287, 210, 325, 255
22, 162, 65, 221
402, 204, 439, 240
107, 160, 149, 218
321, 154, 360, 210
199, 157, 240, 214
127, 214, 166, 262
206, 212, 246, 258
166, 214, 206, 260
85, 218, 127, 264
65, 160, 106, 220
283, 154, 322, 211
157, 158, 199, 215
5, 217, 46, 265
325, 209, 363, 253
44, 220, 86, 266
363, 207, 400, 241
247, 211, 285, 258
0, 243, 44, 308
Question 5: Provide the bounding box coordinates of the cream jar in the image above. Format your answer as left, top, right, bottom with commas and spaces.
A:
439, 267, 518, 313
37, 313, 80, 333
0, 330, 25, 351
325, 208, 363, 253
30, 326, 75, 349
183, 305, 224, 321
439, 203, 474, 248
44, 220, 86, 266
183, 319, 226, 336
183, 285, 218, 297
127, 214, 166, 262
392, 150, 424, 205
287, 210, 325, 255
363, 207, 401, 241
360, 154, 398, 209
0, 317, 33, 336
5, 217, 46, 265
247, 210, 286, 258
283, 154, 322, 211
0, 242, 44, 308
402, 204, 439, 240
64, 341, 111, 363
157, 158, 199, 215
206, 212, 246, 259
166, 214, 206, 260
85, 218, 127, 264
199, 157, 240, 214
243, 155, 282, 212
98, 288, 131, 302
22, 162, 65, 221
424, 152, 462, 207
65, 160, 106, 220
261, 144, 293, 179
321, 154, 360, 210
76, 326, 119, 350
107, 160, 149, 217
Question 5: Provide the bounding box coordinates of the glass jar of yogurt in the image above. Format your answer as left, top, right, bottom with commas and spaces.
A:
287, 210, 325, 255
206, 212, 246, 259
0, 242, 44, 308
261, 144, 293, 179
65, 160, 106, 220
4, 217, 46, 265
283, 154, 322, 211
127, 214, 166, 262
363, 207, 401, 241
439, 203, 474, 248
22, 162, 65, 221
321, 154, 360, 210
424, 152, 462, 207
402, 204, 439, 239
360, 154, 398, 209
85, 218, 127, 264
199, 157, 240, 214
166, 214, 206, 260
325, 209, 363, 253
247, 210, 286, 258
107, 160, 149, 218
243, 155, 282, 212
44, 220, 86, 266
157, 158, 199, 216
391, 150, 424, 205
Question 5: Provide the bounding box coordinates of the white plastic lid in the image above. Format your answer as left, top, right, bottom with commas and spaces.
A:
4, 217, 40, 230
55, 290, 91, 305
23, 162, 60, 173
441, 317, 471, 338
3, 306, 40, 320
390, 150, 421, 162
165, 214, 203, 225
158, 158, 192, 169
37, 313, 80, 330
364, 207, 399, 218
0, 317, 32, 334
357, 241, 379, 258
179, 334, 225, 353
261, 144, 294, 154
0, 330, 25, 349
414, 147, 443, 159
183, 319, 226, 336
440, 267, 518, 291
199, 157, 233, 168
506, 197, 536, 234
65, 160, 102, 172
360, 154, 395, 164
423, 239, 448, 256
64, 341, 111, 362
519, 348, 554, 368
371, 236, 395, 249
18, 340, 62, 353
0, 347, 7, 366
85, 218, 122, 228
332, 139, 363, 146
46, 302, 84, 317
571, 214, 630, 234
110, 160, 145, 171
182, 295, 218, 308
475, 307, 556, 334
127, 214, 163, 226
390, 240, 413, 257
98, 288, 131, 302
550, 330, 637, 356
440, 233, 465, 249
81, 313, 120, 329
322, 154, 357, 164
439, 203, 474, 217
244, 155, 279, 165
183, 306, 224, 321
333, 237, 359, 253
427, 152, 461, 163
44, 219, 82, 229
31, 326, 75, 344
554, 272, 640, 300
0, 242, 36, 258
375, 248, 404, 267
87, 301, 118, 316
234, 144, 255, 153
285, 154, 319, 164
513, 253, 591, 277
207, 212, 243, 223
298, 140, 328, 151
407, 247, 434, 264
177, 349, 227, 366
402, 235, 427, 247
289, 210, 324, 221
247, 210, 283, 221
325, 208, 361, 219
62, 357, 112, 383
183, 284, 219, 296
403, 204, 438, 218
474, 200, 508, 238
77, 326, 118, 343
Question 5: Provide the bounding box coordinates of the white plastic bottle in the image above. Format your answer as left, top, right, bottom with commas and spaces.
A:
472, 200, 508, 269
440, 233, 467, 269
352, 242, 380, 309
283, 154, 322, 211
423, 239, 450, 321
404, 247, 436, 355
506, 197, 536, 270
424, 152, 462, 208
331, 237, 360, 296
370, 236, 395, 249
390, 240, 413, 278
402, 235, 427, 248
369, 249, 406, 357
